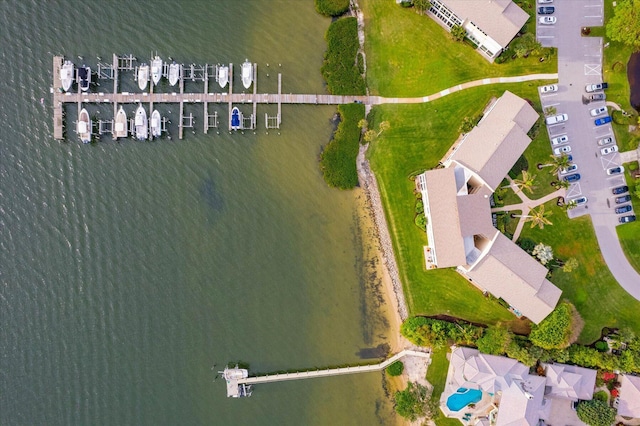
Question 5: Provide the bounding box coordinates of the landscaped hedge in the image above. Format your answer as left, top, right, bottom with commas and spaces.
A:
321, 17, 367, 96
315, 0, 350, 17
320, 103, 365, 189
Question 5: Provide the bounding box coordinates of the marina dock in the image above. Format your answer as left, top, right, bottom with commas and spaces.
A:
223, 349, 430, 398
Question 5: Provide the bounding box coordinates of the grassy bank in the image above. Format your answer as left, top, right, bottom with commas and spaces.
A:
320, 103, 365, 189
321, 17, 366, 96
617, 163, 640, 272
426, 349, 459, 426
360, 0, 557, 97
367, 83, 640, 343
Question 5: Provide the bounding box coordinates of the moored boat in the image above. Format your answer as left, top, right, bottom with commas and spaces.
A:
78, 66, 91, 92
137, 64, 149, 91
168, 62, 180, 86
218, 64, 229, 89
241, 59, 252, 89
135, 104, 148, 140
114, 107, 128, 139
231, 107, 241, 130
77, 108, 92, 143
60, 60, 74, 92
151, 56, 163, 85
150, 110, 161, 138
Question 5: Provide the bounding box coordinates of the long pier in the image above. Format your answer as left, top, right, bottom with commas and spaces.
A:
224, 349, 430, 397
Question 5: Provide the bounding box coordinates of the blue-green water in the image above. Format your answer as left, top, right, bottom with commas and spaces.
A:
0, 2, 397, 425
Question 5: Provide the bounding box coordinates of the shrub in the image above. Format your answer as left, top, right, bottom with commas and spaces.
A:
386, 361, 404, 377
321, 18, 367, 95
595, 341, 609, 352
576, 399, 616, 426
477, 324, 513, 355
314, 0, 349, 17
529, 303, 573, 350
319, 103, 365, 189
415, 199, 424, 214
508, 155, 529, 179
628, 161, 639, 171
517, 237, 537, 253
593, 390, 608, 402
394, 382, 428, 420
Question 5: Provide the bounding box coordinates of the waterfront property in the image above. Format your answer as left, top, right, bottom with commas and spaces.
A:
416, 91, 561, 324
426, 0, 529, 62
441, 346, 597, 425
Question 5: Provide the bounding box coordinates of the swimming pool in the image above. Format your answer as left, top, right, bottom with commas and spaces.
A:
446, 387, 483, 412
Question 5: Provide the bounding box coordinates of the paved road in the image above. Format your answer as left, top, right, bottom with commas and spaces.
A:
536, 1, 640, 298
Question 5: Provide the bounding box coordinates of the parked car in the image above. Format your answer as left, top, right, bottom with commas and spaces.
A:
606, 166, 625, 175
538, 6, 555, 14
616, 195, 632, 204
590, 106, 608, 116
598, 137, 613, 146
601, 145, 618, 155
540, 84, 558, 93
551, 134, 569, 145
538, 0, 553, 3
539, 16, 557, 25
595, 116, 612, 126
588, 93, 606, 101
547, 113, 568, 125
612, 185, 629, 195
615, 205, 632, 214
554, 145, 572, 155
563, 173, 581, 183
560, 164, 578, 175
571, 196, 588, 206
620, 215, 637, 223
585, 82, 608, 92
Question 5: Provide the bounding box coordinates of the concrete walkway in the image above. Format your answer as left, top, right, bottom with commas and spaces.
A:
491, 176, 566, 241
372, 73, 558, 105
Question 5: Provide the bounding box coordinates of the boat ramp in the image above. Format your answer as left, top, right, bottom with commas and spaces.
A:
222, 349, 430, 398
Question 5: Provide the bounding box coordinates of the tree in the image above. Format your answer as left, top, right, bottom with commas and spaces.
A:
532, 243, 554, 265
413, 0, 431, 13
394, 382, 429, 421
450, 25, 467, 42
386, 361, 404, 377
576, 399, 617, 426
562, 257, 579, 273
477, 324, 513, 355
606, 0, 640, 52
540, 154, 571, 175
357, 118, 368, 129
530, 303, 574, 350
523, 205, 553, 229
544, 106, 557, 116
513, 170, 537, 194
363, 129, 377, 143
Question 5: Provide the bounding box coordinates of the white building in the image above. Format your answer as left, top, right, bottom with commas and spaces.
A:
427, 0, 529, 61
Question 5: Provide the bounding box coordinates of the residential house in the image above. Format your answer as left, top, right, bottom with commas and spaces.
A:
618, 374, 640, 419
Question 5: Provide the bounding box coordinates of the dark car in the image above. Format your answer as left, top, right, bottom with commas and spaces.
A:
612, 185, 629, 195
538, 6, 555, 14
616, 195, 632, 204
620, 215, 637, 224
563, 173, 581, 183
615, 205, 633, 214
595, 116, 612, 126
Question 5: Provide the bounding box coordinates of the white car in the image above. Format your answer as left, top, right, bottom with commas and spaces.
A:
560, 164, 578, 175
554, 145, 572, 155
571, 196, 588, 206
598, 137, 613, 146
606, 166, 625, 175
538, 0, 553, 3
539, 16, 557, 25
540, 84, 558, 94
546, 113, 568, 125
551, 134, 569, 145
601, 145, 618, 155
590, 106, 608, 116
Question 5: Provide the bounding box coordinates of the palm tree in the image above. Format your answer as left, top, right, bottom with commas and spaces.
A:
541, 154, 572, 175
525, 205, 553, 229
513, 170, 537, 194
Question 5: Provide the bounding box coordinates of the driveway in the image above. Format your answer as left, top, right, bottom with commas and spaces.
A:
536, 1, 640, 299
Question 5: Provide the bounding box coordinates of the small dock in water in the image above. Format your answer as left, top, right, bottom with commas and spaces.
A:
222, 349, 430, 398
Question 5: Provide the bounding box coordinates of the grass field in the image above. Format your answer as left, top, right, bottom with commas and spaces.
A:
426, 349, 460, 426
360, 0, 557, 97
617, 164, 640, 272
367, 82, 640, 344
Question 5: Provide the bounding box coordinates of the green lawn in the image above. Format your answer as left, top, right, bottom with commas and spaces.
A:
360, 0, 557, 97
518, 199, 640, 343
426, 349, 460, 426
617, 163, 640, 272
368, 83, 552, 329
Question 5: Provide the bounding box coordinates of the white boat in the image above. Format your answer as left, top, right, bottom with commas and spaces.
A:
135, 104, 148, 140
114, 107, 128, 139
137, 64, 149, 91
218, 64, 229, 89
231, 107, 241, 130
151, 56, 163, 85
150, 110, 161, 138
77, 108, 92, 144
168, 62, 180, 86
241, 59, 252, 89
78, 66, 91, 92
60, 60, 74, 92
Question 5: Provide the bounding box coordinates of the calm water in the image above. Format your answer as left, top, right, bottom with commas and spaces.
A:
0, 2, 397, 425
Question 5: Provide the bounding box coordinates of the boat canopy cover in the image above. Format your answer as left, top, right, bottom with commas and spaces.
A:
135, 115, 144, 125
77, 122, 87, 133
115, 122, 125, 132
61, 69, 72, 79
151, 117, 159, 127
